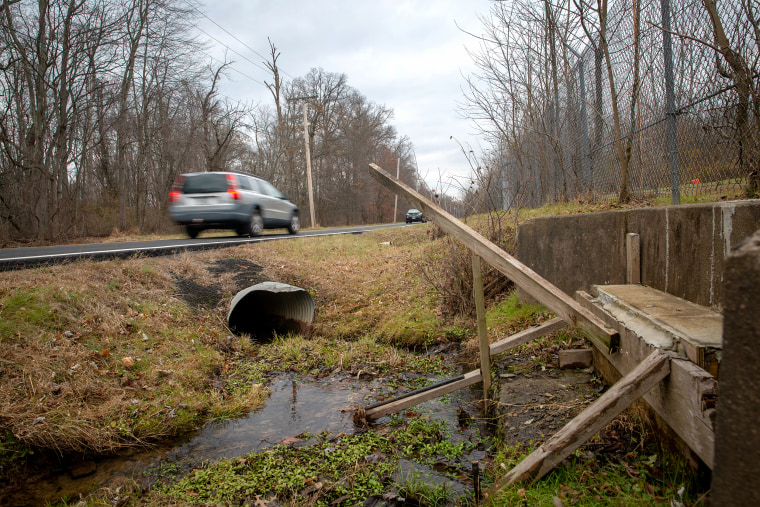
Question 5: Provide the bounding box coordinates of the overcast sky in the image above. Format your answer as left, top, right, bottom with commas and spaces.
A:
196, 0, 492, 196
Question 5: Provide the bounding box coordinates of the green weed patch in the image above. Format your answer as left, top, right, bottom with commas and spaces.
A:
486, 443, 703, 506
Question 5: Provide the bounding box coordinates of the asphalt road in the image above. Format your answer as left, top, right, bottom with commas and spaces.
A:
0, 223, 408, 271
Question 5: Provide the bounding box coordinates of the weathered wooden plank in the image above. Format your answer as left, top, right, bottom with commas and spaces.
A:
484, 349, 671, 499
364, 369, 482, 420
576, 290, 716, 467
368, 163, 619, 352
473, 255, 492, 400
489, 317, 567, 356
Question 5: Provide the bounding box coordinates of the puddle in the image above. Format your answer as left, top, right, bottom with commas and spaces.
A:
171, 375, 365, 459
3, 373, 486, 506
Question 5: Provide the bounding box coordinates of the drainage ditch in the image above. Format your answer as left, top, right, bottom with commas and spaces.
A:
2, 372, 488, 506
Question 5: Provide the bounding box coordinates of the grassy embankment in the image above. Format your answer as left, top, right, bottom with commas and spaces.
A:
0, 213, 709, 505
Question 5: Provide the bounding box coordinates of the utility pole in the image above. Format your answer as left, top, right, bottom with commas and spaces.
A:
287, 95, 318, 227
393, 157, 400, 222
302, 103, 316, 227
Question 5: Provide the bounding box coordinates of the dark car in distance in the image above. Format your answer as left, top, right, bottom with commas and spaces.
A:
405, 209, 426, 223
168, 172, 300, 238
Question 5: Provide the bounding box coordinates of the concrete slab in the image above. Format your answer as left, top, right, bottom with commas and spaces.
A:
593, 284, 722, 375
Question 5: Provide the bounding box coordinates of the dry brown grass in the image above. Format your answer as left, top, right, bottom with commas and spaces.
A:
235, 225, 457, 346
0, 253, 263, 455
0, 225, 462, 459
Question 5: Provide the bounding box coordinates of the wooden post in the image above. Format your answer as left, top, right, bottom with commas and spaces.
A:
712, 230, 760, 505
484, 348, 671, 499
472, 255, 491, 402
626, 233, 641, 284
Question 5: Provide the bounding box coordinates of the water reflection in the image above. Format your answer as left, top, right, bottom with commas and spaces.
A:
291, 379, 298, 424
3, 372, 483, 506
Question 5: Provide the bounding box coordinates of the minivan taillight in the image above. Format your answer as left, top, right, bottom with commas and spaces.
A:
226, 173, 240, 200
169, 176, 185, 203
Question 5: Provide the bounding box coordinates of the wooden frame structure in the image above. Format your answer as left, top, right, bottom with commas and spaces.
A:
364, 163, 716, 500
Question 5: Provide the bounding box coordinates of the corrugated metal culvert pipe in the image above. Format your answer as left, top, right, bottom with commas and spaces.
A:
227, 282, 315, 341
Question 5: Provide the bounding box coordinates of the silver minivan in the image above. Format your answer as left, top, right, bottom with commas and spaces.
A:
168, 172, 300, 238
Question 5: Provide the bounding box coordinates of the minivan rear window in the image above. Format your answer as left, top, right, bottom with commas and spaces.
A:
182, 173, 230, 194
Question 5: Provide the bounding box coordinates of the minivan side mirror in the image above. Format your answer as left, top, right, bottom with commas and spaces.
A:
281, 194, 289, 200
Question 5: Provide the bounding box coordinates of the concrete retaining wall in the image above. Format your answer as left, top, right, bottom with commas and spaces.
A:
515, 200, 760, 309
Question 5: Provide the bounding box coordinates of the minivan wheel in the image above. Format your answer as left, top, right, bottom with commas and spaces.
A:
287, 213, 300, 235
248, 210, 264, 237
186, 225, 200, 239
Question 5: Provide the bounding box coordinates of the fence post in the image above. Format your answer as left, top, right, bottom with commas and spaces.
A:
472, 255, 491, 403
565, 42, 592, 194
661, 0, 680, 204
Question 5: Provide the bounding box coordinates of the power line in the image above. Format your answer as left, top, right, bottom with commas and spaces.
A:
194, 24, 271, 77
199, 49, 266, 87
184, 1, 295, 80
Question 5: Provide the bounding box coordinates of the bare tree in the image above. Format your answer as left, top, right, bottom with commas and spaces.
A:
0, 0, 223, 241
0, 0, 110, 238
702, 0, 760, 193
0, 3, 424, 240
198, 62, 249, 173
263, 39, 293, 189
574, 0, 640, 203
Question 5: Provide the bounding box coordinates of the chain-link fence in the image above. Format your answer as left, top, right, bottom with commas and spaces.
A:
499, 0, 756, 207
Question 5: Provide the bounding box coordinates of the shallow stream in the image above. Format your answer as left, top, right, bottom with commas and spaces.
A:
4, 372, 486, 506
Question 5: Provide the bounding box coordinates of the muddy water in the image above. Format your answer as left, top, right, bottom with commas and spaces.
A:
4, 372, 485, 506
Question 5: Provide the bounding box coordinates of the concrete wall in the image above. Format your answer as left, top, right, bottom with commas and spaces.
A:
515, 200, 760, 309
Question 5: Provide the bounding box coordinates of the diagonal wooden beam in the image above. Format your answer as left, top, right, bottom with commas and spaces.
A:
484, 348, 671, 500
363, 369, 482, 420
490, 317, 567, 356
368, 163, 619, 351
